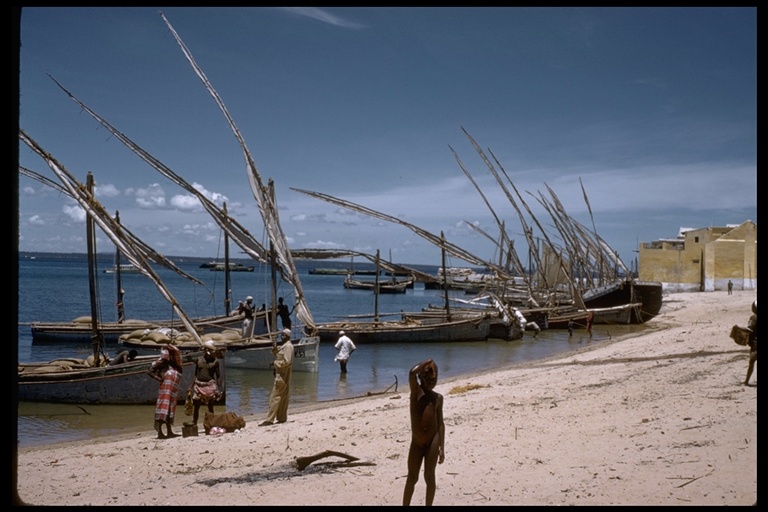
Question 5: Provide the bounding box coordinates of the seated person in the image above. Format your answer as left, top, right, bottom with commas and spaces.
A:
108, 349, 138, 366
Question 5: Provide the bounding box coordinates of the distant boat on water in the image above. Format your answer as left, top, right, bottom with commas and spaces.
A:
103, 263, 141, 274
343, 274, 413, 293
308, 268, 378, 275
200, 261, 255, 272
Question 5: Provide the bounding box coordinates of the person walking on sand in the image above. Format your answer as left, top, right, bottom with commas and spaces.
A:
260, 328, 294, 426
334, 330, 356, 374
147, 344, 183, 439
744, 300, 757, 386
728, 280, 733, 295
403, 359, 445, 506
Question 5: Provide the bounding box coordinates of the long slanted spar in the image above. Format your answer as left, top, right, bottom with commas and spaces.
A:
19, 129, 205, 345
158, 12, 316, 332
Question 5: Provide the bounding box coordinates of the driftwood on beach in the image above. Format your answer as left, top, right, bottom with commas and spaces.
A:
295, 450, 376, 471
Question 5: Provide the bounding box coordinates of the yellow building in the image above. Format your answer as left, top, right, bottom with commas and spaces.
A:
638, 220, 756, 292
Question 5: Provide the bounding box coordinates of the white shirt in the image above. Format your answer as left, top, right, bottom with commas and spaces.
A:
334, 335, 357, 361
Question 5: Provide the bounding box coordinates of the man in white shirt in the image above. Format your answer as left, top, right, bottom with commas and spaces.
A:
334, 330, 357, 374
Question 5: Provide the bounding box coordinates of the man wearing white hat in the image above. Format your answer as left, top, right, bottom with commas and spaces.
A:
334, 330, 357, 374
231, 295, 256, 338
260, 328, 294, 426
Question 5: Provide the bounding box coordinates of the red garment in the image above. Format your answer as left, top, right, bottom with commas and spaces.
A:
155, 366, 181, 423
150, 344, 183, 423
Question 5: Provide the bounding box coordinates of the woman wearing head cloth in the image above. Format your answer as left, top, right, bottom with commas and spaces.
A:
147, 344, 184, 439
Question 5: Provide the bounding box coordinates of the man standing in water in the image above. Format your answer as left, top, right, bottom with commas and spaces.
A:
402, 359, 445, 506
334, 330, 356, 374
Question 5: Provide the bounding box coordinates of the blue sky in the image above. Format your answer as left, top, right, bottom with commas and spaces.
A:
17, 7, 756, 268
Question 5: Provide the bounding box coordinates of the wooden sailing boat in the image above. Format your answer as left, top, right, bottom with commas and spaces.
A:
314, 236, 493, 344
16, 176, 244, 344
16, 158, 214, 404
343, 249, 412, 293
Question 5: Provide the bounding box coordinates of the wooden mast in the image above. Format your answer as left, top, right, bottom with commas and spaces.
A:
114, 210, 125, 323
374, 249, 380, 322
86, 173, 104, 364
223, 202, 231, 317
441, 232, 451, 322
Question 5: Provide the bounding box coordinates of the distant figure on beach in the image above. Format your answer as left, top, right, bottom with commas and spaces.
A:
744, 300, 757, 386
403, 359, 445, 506
728, 280, 733, 295
232, 295, 255, 337
276, 296, 293, 330
108, 349, 137, 366
191, 341, 223, 424
260, 328, 294, 426
334, 330, 357, 373
147, 344, 183, 439
567, 319, 574, 337
586, 311, 594, 338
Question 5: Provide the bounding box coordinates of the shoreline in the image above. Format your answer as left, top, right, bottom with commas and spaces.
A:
14, 291, 757, 505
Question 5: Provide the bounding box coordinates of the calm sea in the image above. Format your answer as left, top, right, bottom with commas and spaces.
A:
16, 253, 646, 449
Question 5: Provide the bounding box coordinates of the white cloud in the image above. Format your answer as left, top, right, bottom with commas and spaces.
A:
280, 7, 366, 30
62, 204, 86, 222
95, 183, 120, 198
134, 183, 167, 209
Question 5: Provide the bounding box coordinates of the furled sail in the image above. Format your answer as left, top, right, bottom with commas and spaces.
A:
159, 12, 316, 331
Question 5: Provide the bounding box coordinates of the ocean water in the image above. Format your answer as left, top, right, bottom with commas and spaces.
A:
16, 253, 646, 449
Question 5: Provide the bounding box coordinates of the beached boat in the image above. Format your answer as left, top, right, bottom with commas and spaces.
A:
28, 314, 245, 345
316, 241, 495, 343
18, 352, 209, 405
26, 228, 244, 344
581, 279, 663, 324
316, 313, 490, 344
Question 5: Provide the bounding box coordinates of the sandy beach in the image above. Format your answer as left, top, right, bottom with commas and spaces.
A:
13, 290, 756, 506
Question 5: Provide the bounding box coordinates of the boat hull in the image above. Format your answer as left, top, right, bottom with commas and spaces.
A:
343, 277, 412, 293
17, 352, 225, 405
316, 317, 490, 344
222, 336, 320, 372
120, 332, 320, 373
581, 280, 663, 324
29, 314, 251, 344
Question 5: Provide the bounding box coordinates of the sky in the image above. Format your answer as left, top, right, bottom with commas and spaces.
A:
16, 6, 757, 268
